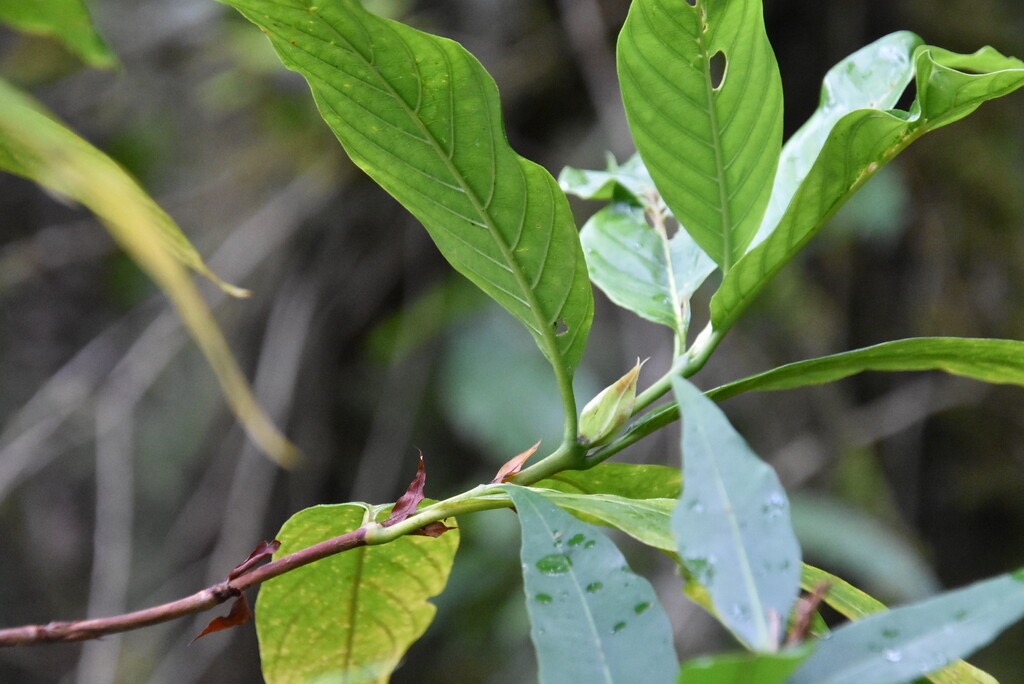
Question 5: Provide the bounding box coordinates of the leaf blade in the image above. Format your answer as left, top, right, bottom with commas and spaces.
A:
617, 0, 783, 269
255, 504, 459, 684
709, 337, 1024, 401
672, 378, 802, 651
221, 0, 593, 373
791, 570, 1024, 684
0, 0, 117, 68
504, 485, 678, 684
712, 42, 1024, 332
0, 78, 296, 465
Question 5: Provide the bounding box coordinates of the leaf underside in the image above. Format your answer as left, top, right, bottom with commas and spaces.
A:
221, 0, 593, 373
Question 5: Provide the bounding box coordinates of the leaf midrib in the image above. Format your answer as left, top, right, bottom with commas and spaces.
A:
282, 9, 563, 353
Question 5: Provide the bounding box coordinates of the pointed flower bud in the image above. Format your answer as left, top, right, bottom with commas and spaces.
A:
578, 359, 645, 447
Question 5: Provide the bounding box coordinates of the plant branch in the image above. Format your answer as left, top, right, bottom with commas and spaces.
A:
0, 488, 515, 648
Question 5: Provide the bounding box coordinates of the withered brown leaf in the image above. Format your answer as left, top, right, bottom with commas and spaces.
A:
192, 594, 252, 643
384, 452, 426, 527
490, 440, 541, 484
228, 539, 281, 580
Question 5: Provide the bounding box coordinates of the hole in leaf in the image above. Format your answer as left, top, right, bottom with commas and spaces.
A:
554, 319, 569, 336
685, 0, 696, 6
709, 51, 727, 89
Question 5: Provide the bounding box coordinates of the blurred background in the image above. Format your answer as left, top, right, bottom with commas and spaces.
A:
1, 0, 1023, 681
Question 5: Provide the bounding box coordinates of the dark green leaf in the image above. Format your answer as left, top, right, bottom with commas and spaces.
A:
255, 504, 459, 684
709, 337, 1024, 401
618, 0, 782, 270
712, 43, 1024, 332
672, 378, 801, 651
791, 571, 1024, 684
221, 0, 593, 373
676, 647, 811, 683
504, 485, 678, 683
0, 0, 116, 67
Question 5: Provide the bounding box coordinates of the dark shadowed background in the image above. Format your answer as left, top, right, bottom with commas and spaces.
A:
1, 0, 1023, 681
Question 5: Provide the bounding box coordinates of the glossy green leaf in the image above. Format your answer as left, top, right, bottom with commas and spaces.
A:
256, 504, 459, 684
712, 43, 1024, 332
672, 378, 801, 651
709, 337, 1024, 401
751, 32, 922, 248
0, 0, 116, 67
504, 485, 678, 683
618, 0, 782, 270
533, 489, 676, 553
800, 565, 997, 684
676, 647, 811, 683
537, 462, 681, 499
791, 570, 1024, 684
221, 0, 593, 373
0, 78, 297, 466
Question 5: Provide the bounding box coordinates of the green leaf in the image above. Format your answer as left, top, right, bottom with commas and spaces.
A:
221, 0, 593, 374
579, 203, 715, 333
800, 565, 997, 684
709, 337, 1024, 401
256, 504, 459, 684
711, 43, 1024, 332
672, 378, 801, 651
504, 485, 678, 683
0, 0, 116, 68
537, 462, 681, 499
676, 647, 811, 683
751, 31, 922, 248
559, 152, 657, 204
0, 78, 297, 466
617, 0, 783, 270
790, 570, 1024, 684
532, 489, 676, 554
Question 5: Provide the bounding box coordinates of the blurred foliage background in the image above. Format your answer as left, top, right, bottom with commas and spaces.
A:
1, 0, 1023, 682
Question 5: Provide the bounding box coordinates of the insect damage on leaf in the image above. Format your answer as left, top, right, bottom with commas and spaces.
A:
192, 594, 252, 643
227, 539, 281, 580
491, 440, 542, 483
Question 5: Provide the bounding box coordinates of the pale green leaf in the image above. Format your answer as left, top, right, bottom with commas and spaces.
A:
579, 203, 715, 333
712, 43, 1024, 332
559, 152, 656, 204
0, 78, 297, 466
618, 0, 782, 270
791, 570, 1024, 684
0, 0, 116, 68
800, 565, 997, 684
672, 378, 801, 651
537, 462, 681, 500
676, 647, 811, 683
532, 489, 676, 553
256, 504, 459, 684
504, 485, 678, 683
750, 31, 922, 248
221, 0, 593, 373
709, 337, 1024, 401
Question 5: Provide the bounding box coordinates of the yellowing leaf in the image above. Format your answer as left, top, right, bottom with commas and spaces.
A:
0, 78, 297, 466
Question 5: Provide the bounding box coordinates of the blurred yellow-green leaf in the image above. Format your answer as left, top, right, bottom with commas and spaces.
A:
0, 77, 297, 466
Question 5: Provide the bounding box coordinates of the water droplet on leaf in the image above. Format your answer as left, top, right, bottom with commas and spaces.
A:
586, 582, 603, 593
634, 602, 651, 615
567, 533, 586, 547
535, 554, 573, 575
612, 621, 627, 634
883, 649, 902, 663
535, 593, 553, 604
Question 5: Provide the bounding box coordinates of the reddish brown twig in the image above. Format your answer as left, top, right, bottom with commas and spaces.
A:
0, 526, 368, 647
